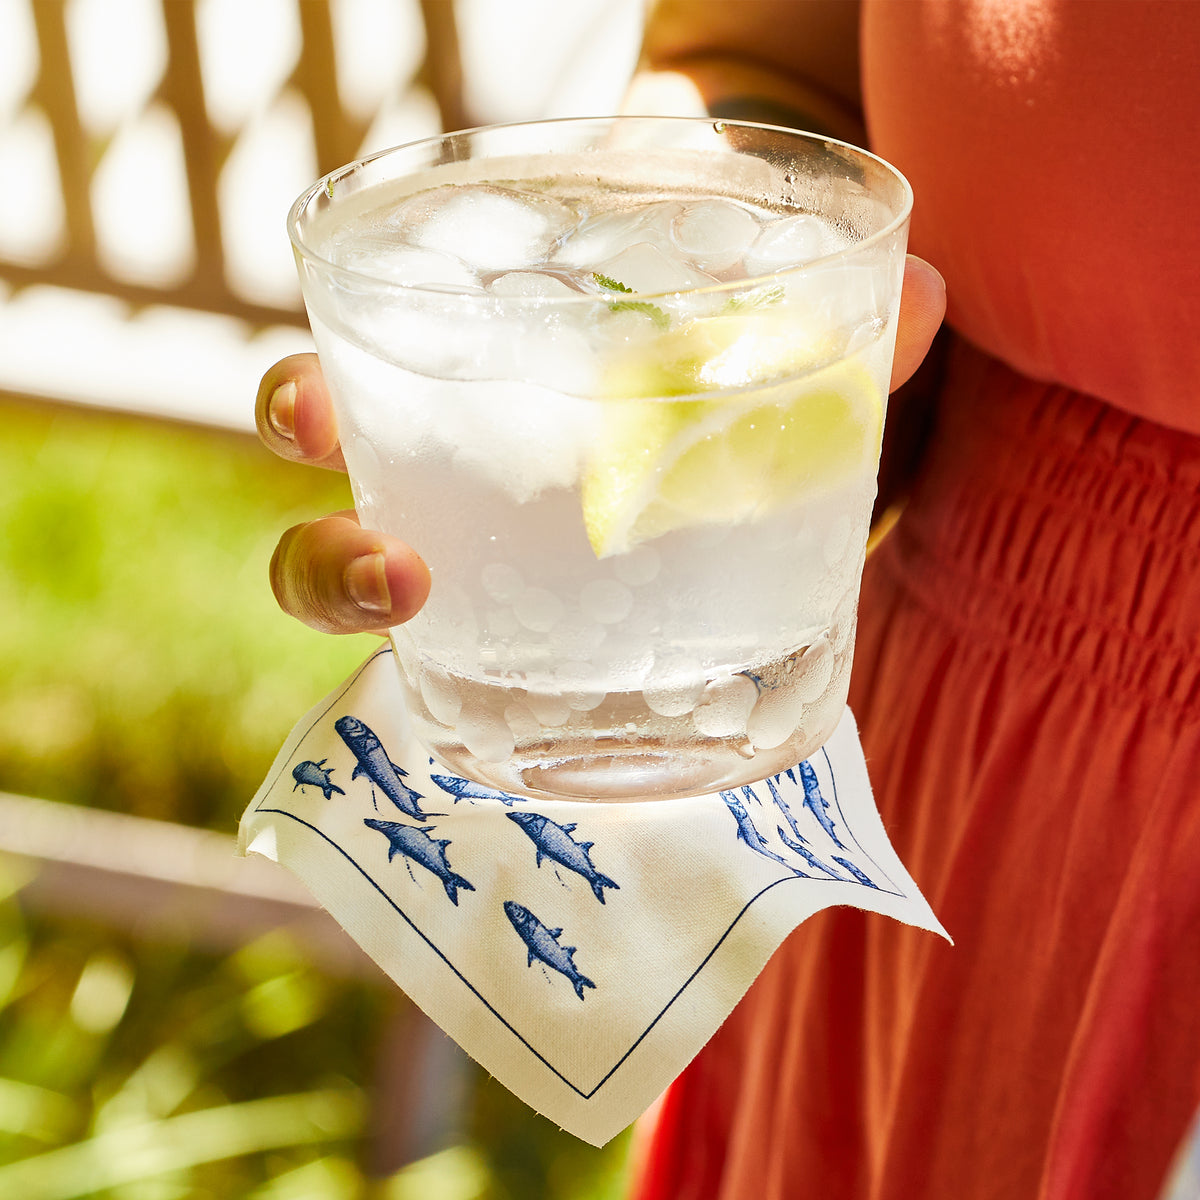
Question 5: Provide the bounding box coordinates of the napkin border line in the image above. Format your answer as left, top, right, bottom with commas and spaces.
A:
255, 806, 887, 1099
255, 804, 609, 1096
250, 647, 913, 1099
254, 734, 905, 1101
255, 645, 392, 814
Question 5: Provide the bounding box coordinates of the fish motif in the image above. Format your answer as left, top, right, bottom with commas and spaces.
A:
334, 716, 440, 818
721, 789, 793, 870
765, 772, 807, 844
800, 760, 845, 850
430, 774, 527, 806
363, 818, 475, 905
506, 811, 619, 903
291, 759, 345, 800
775, 824, 840, 879
832, 856, 878, 888
503, 901, 595, 1000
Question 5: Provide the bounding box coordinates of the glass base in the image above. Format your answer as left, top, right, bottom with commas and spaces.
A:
422, 721, 838, 804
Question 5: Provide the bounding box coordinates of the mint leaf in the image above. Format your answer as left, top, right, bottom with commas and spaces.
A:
592, 272, 669, 328
723, 283, 785, 313
592, 271, 634, 293
610, 300, 669, 329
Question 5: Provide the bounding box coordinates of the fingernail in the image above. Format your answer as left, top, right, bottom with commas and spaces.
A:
907, 253, 946, 290
344, 552, 391, 614
268, 380, 297, 439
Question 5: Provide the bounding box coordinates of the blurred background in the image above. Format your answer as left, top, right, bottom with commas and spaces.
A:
0, 1, 648, 1195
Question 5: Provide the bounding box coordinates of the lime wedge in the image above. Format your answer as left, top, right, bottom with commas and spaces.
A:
582, 315, 883, 558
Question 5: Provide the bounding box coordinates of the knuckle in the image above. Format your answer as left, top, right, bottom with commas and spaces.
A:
270, 521, 349, 634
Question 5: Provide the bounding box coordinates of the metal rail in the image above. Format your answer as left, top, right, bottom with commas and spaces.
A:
0, 789, 373, 977
0, 788, 471, 1169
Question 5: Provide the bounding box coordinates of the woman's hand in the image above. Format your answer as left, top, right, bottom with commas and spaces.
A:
255, 357, 431, 636
890, 256, 946, 393
257, 255, 945, 636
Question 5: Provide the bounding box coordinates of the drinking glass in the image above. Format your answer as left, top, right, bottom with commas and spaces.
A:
289, 116, 911, 801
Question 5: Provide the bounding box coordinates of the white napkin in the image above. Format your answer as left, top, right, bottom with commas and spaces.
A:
237, 645, 948, 1146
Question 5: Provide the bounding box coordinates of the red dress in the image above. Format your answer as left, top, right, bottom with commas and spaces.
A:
634, 4, 1200, 1198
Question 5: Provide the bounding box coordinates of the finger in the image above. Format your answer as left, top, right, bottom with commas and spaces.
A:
889, 255, 947, 393
270, 511, 431, 635
256, 353, 347, 472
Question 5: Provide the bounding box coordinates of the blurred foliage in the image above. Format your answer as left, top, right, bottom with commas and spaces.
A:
0, 394, 367, 831
0, 397, 631, 1197
0, 870, 632, 1200
0, 863, 378, 1198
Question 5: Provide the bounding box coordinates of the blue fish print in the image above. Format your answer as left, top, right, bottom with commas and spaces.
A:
800, 760, 845, 850
506, 811, 619, 903
765, 772, 807, 844
291, 759, 345, 800
335, 716, 441, 818
503, 901, 595, 1000
832, 856, 878, 888
430, 774, 527, 807
721, 790, 793, 870
363, 818, 475, 905
775, 824, 841, 879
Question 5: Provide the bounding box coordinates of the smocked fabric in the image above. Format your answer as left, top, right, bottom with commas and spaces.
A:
634, 339, 1200, 1200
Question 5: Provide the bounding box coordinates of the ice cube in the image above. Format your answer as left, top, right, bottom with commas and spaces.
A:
793, 634, 835, 702
446, 375, 599, 503
487, 271, 579, 299
744, 214, 831, 276
643, 681, 704, 718
691, 674, 758, 737
418, 662, 463, 725
670, 199, 760, 272
523, 690, 572, 727
402, 185, 577, 271
503, 700, 543, 740
330, 240, 481, 291
594, 242, 718, 295
553, 661, 608, 712
747, 682, 807, 750
642, 654, 706, 718
780, 261, 882, 337
457, 697, 515, 762
553, 202, 680, 269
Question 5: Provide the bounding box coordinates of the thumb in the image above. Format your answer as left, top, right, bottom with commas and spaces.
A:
890, 255, 946, 393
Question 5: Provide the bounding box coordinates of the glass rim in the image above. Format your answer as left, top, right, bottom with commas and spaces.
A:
287, 114, 913, 304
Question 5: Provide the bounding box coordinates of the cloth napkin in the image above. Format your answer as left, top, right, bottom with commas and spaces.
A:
237, 645, 947, 1146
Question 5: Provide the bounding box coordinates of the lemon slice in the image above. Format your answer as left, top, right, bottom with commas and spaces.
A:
582, 315, 883, 558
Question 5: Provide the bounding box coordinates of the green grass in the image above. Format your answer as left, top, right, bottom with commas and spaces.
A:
0, 394, 368, 830
0, 395, 632, 1197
